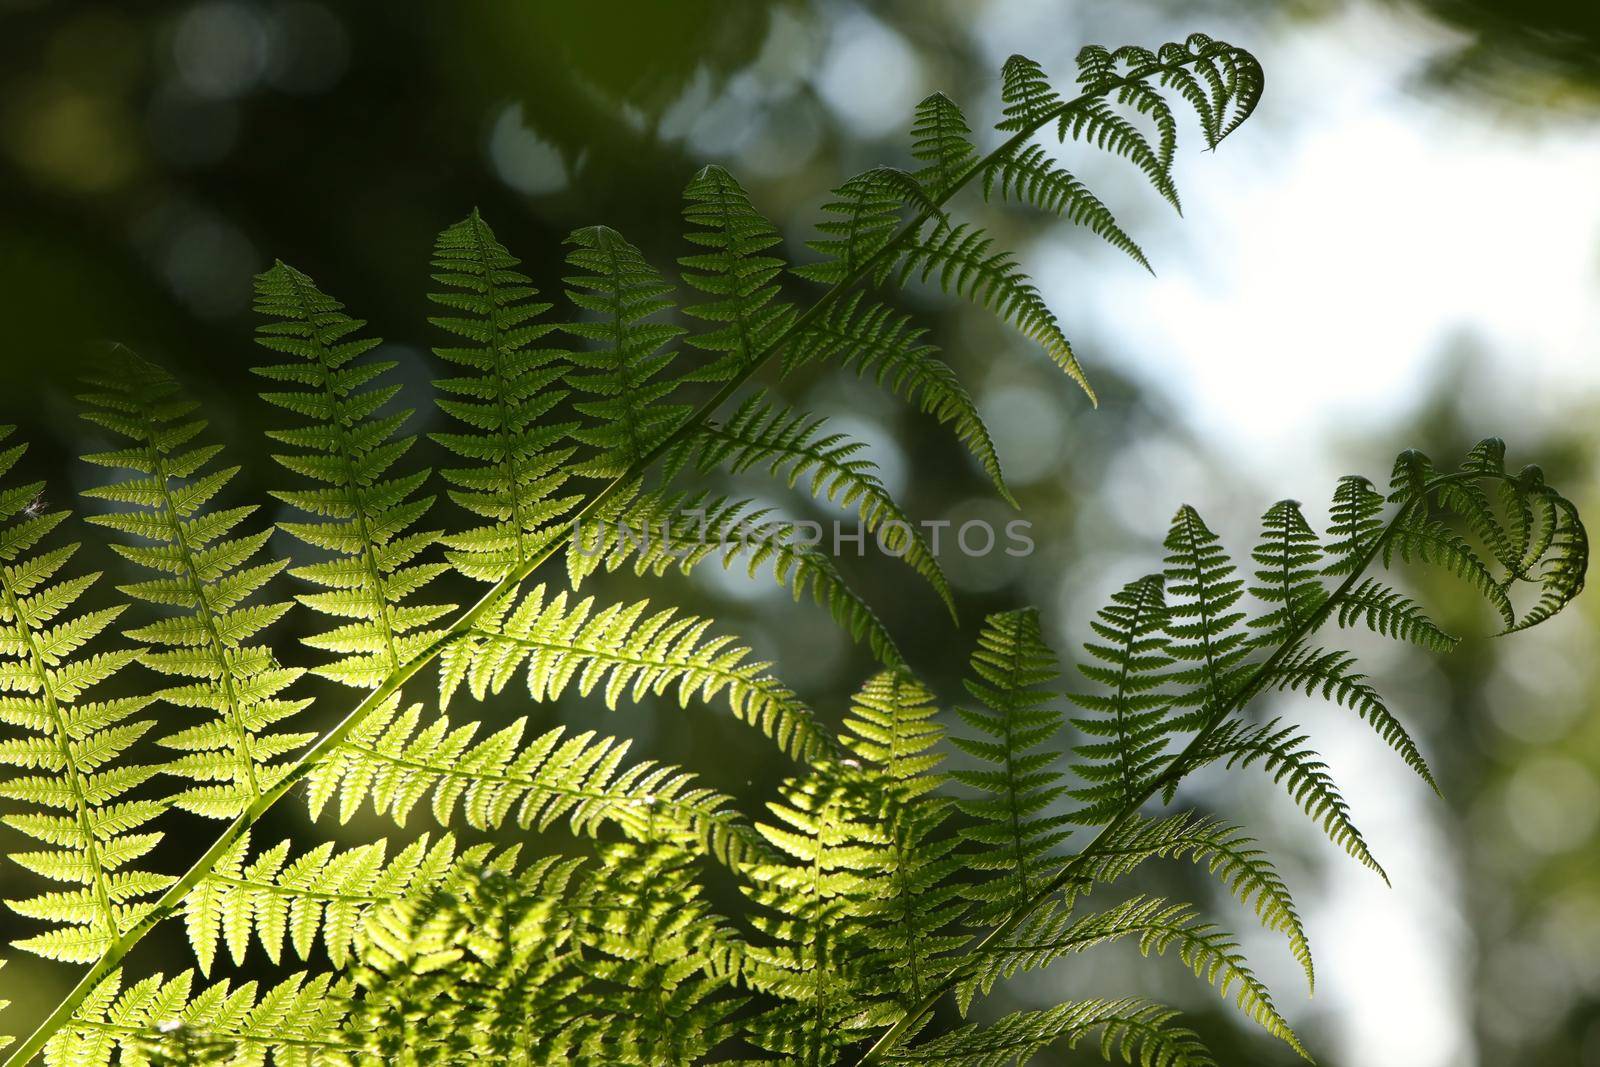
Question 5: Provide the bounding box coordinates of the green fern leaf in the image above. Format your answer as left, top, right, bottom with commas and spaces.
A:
1162, 506, 1248, 729
910, 92, 978, 197
428, 210, 583, 582
253, 262, 456, 687
0, 427, 171, 964
1247, 499, 1329, 649
981, 144, 1151, 272
887, 997, 1214, 1067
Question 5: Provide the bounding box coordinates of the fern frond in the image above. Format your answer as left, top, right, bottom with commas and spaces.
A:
889, 997, 1213, 1067
561, 226, 691, 478
1079, 811, 1313, 992
428, 210, 583, 582
679, 165, 796, 384
1248, 500, 1328, 649
44, 968, 347, 1067
1201, 718, 1387, 883
794, 168, 921, 286
981, 144, 1151, 272
253, 262, 455, 688
1334, 577, 1457, 651
78, 351, 313, 820
1323, 476, 1386, 576
0, 428, 170, 964
997, 55, 1064, 132
910, 93, 978, 197
1067, 574, 1174, 825
1162, 506, 1248, 728
783, 293, 1010, 505
1261, 645, 1437, 792
568, 486, 901, 665
949, 609, 1073, 924
305, 694, 770, 872
1386, 511, 1514, 628
896, 222, 1095, 404
665, 391, 954, 614
970, 895, 1305, 1057
182, 828, 471, 976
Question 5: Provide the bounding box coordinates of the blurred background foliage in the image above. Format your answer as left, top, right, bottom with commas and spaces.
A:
0, 1, 1596, 1064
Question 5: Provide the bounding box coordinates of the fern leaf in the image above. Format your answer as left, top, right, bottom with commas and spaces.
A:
896, 222, 1095, 404
782, 292, 1010, 505
969, 895, 1306, 1057
428, 210, 583, 582
887, 997, 1214, 1067
305, 694, 770, 873
1162, 506, 1248, 729
560, 225, 691, 478
1324, 476, 1386, 576
570, 486, 901, 665
0, 428, 171, 964
981, 144, 1151, 272
665, 391, 954, 615
1261, 645, 1437, 793
1335, 577, 1457, 651
44, 968, 348, 1066
253, 262, 455, 687
997, 55, 1065, 133
679, 165, 796, 383
1248, 499, 1329, 649
910, 92, 978, 196
949, 609, 1073, 923
79, 351, 313, 821
794, 167, 925, 286
1067, 574, 1174, 825
1202, 718, 1388, 883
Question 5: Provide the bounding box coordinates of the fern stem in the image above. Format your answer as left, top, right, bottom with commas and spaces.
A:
3, 51, 1221, 1067
855, 477, 1479, 1065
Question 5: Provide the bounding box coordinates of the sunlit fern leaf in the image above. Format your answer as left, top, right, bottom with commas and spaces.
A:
997, 55, 1064, 133
78, 351, 313, 821
1073, 811, 1313, 993
428, 210, 583, 583
1334, 577, 1457, 652
781, 293, 1011, 506
664, 391, 955, 615
1201, 717, 1387, 883
968, 895, 1306, 1058
910, 93, 977, 197
793, 168, 915, 286
1061, 98, 1177, 213
1248, 499, 1329, 649
1323, 475, 1386, 576
569, 485, 902, 665
887, 997, 1214, 1067
1261, 645, 1437, 793
442, 582, 834, 762
1386, 511, 1515, 628
679, 165, 796, 384
569, 834, 748, 1063
252, 262, 455, 688
43, 968, 348, 1067
839, 671, 969, 1023
1162, 506, 1248, 730
949, 609, 1073, 924
980, 145, 1152, 272
741, 762, 885, 1063
182, 828, 471, 976
305, 694, 770, 873
1067, 574, 1174, 825
0, 427, 171, 964
346, 854, 584, 1064
895, 222, 1096, 404
561, 225, 691, 478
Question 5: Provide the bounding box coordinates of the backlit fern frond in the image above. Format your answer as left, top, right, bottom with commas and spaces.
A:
428, 210, 582, 582
1248, 500, 1328, 649
1162, 506, 1248, 730
44, 968, 347, 1067
949, 609, 1072, 924
561, 226, 691, 478
0, 428, 170, 964
794, 168, 919, 287
895, 222, 1095, 404
679, 165, 796, 384
1334, 577, 1457, 651
78, 352, 312, 821
182, 829, 470, 976
967, 895, 1305, 1057
569, 487, 901, 665
665, 391, 953, 614
782, 293, 1009, 505
305, 695, 768, 873
1199, 718, 1387, 883
440, 582, 833, 761
253, 262, 454, 688
909, 93, 977, 198
981, 144, 1150, 272
886, 997, 1214, 1067
1067, 574, 1174, 825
